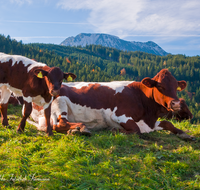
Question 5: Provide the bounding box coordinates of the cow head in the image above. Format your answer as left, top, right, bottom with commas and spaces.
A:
141, 69, 186, 111
34, 67, 76, 96
175, 98, 193, 121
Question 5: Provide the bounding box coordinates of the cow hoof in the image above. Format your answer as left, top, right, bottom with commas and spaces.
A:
81, 129, 92, 136
47, 132, 54, 136
5, 125, 12, 129
67, 128, 81, 136
80, 126, 92, 136
17, 129, 23, 134
177, 133, 196, 141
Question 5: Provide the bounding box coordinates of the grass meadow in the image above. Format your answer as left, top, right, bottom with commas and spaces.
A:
0, 104, 199, 190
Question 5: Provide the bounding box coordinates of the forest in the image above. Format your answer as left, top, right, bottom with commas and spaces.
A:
0, 34, 200, 123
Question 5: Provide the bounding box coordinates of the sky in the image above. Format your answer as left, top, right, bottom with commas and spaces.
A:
0, 0, 200, 56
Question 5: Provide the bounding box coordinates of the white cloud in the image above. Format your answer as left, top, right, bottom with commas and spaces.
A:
57, 0, 200, 38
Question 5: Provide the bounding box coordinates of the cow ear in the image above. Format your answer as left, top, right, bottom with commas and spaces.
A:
34, 69, 48, 79
64, 73, 77, 82
177, 80, 187, 91
141, 77, 157, 88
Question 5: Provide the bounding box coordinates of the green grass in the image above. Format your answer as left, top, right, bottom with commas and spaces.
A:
0, 105, 200, 190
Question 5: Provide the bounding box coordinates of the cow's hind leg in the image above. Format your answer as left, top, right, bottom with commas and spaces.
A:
118, 120, 141, 134
17, 101, 32, 133
158, 121, 195, 141
0, 87, 12, 127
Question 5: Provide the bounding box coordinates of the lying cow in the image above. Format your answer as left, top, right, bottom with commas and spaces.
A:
159, 98, 193, 121
28, 69, 194, 140
0, 52, 76, 136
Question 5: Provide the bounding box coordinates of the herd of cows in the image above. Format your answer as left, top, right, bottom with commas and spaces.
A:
0, 52, 195, 141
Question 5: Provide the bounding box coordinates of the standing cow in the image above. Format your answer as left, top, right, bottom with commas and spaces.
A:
0, 53, 76, 136
28, 69, 194, 140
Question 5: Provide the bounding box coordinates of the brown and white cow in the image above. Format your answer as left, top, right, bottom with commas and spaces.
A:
159, 98, 193, 121
28, 69, 194, 140
0, 52, 76, 136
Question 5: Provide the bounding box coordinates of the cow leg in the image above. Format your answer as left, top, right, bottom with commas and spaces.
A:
0, 103, 9, 126
53, 118, 91, 136
0, 87, 12, 126
44, 105, 53, 136
158, 121, 195, 141
17, 101, 32, 133
118, 120, 141, 134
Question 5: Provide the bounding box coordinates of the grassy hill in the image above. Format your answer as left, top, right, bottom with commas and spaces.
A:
0, 105, 199, 189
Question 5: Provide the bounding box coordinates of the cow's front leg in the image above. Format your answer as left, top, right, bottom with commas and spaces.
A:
158, 120, 195, 141
118, 120, 141, 134
17, 101, 32, 133
0, 87, 12, 126
53, 117, 91, 136
44, 105, 53, 136
0, 103, 9, 126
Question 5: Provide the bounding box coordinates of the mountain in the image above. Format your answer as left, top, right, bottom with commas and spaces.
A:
60, 33, 168, 56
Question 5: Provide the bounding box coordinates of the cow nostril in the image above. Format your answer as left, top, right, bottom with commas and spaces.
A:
171, 101, 175, 106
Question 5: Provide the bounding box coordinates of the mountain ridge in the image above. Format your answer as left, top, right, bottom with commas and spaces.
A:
60, 33, 168, 56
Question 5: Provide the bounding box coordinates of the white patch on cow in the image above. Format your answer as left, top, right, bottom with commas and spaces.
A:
136, 120, 163, 133
0, 86, 12, 104
28, 104, 48, 131
0, 84, 23, 97
0, 53, 46, 72
111, 107, 132, 123
27, 62, 46, 72
154, 121, 163, 131
23, 96, 32, 103
23, 95, 52, 109
136, 120, 154, 133
60, 115, 68, 119
51, 113, 58, 125
22, 104, 25, 116
51, 96, 68, 118
63, 81, 133, 95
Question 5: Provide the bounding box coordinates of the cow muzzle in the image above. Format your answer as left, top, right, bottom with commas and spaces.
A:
170, 100, 181, 111
50, 89, 60, 96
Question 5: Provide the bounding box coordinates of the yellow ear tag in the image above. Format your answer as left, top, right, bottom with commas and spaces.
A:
177, 87, 181, 91
67, 75, 73, 82
37, 71, 43, 78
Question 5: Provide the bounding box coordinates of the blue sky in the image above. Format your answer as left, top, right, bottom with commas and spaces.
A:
0, 0, 200, 56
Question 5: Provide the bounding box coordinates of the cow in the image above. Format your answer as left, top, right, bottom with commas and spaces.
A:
159, 98, 193, 121
0, 52, 76, 136
27, 69, 194, 140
